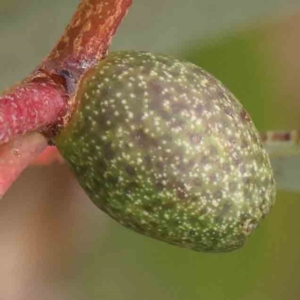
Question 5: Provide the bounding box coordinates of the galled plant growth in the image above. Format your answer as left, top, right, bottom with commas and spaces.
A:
0, 0, 276, 252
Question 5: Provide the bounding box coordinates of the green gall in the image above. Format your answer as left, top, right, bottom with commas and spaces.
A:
55, 51, 276, 252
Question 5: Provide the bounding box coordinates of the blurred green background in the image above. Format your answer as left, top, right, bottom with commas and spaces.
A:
1, 1, 300, 299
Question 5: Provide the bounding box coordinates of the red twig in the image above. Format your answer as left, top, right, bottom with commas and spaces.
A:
0, 132, 48, 198
0, 80, 66, 145
1, 0, 133, 144
0, 0, 133, 196
32, 147, 64, 165
38, 0, 132, 82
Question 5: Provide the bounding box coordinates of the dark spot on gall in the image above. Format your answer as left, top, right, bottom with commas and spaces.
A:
134, 129, 158, 148
240, 109, 251, 123
193, 178, 203, 187
199, 207, 208, 216
161, 202, 176, 210
126, 181, 139, 191
224, 107, 235, 118
176, 187, 187, 199
105, 174, 119, 185
155, 182, 165, 191
155, 161, 164, 171
143, 204, 154, 213
103, 142, 115, 160
215, 202, 232, 223
172, 101, 188, 114
213, 189, 222, 199
125, 165, 136, 176
189, 133, 203, 144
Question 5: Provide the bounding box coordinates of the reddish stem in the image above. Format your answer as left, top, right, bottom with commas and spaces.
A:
0, 132, 48, 198
1, 0, 132, 145
32, 147, 64, 165
38, 0, 132, 81
0, 81, 66, 145
0, 0, 133, 196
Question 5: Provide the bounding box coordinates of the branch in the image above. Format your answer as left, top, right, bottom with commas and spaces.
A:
1, 0, 132, 144
0, 132, 48, 198
0, 0, 133, 196
0, 80, 66, 145
37, 0, 132, 83
32, 147, 64, 165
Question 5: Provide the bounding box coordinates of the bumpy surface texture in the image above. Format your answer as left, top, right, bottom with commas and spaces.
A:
56, 51, 276, 252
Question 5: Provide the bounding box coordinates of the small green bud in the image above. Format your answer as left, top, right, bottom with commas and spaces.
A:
55, 51, 276, 252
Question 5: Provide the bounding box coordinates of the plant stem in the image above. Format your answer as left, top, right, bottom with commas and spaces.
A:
0, 132, 48, 198
38, 0, 132, 82
0, 80, 66, 145
32, 147, 64, 165
1, 0, 132, 145
0, 0, 132, 197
